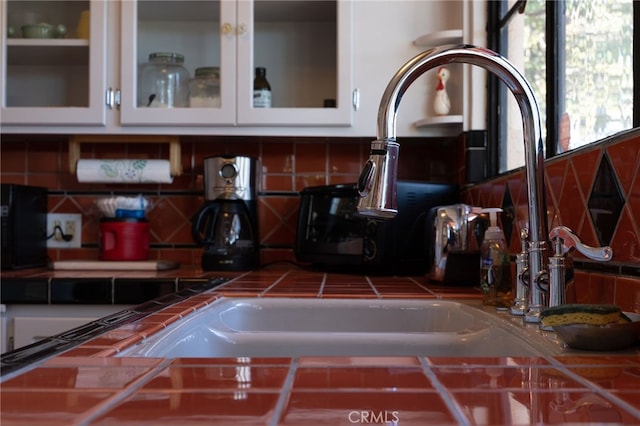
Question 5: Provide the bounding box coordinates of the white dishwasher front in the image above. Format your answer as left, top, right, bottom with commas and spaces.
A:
4, 305, 129, 352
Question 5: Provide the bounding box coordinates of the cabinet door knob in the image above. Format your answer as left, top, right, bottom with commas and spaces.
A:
352, 88, 360, 111
237, 23, 247, 35
221, 22, 233, 35
114, 90, 121, 110
105, 88, 115, 109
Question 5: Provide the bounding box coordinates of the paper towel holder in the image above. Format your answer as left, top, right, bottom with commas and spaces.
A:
68, 135, 183, 177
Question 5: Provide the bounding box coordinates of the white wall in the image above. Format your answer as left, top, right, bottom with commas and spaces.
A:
463, 0, 488, 132
352, 0, 486, 137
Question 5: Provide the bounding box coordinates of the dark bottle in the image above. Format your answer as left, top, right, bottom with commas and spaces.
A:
323, 98, 336, 108
253, 67, 271, 108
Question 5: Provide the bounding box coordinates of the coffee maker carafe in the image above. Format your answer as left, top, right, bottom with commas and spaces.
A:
192, 155, 259, 270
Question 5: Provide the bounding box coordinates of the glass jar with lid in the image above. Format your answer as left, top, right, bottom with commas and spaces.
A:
138, 52, 189, 108
189, 67, 221, 108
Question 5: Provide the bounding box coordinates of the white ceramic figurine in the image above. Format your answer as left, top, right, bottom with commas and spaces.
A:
434, 67, 451, 116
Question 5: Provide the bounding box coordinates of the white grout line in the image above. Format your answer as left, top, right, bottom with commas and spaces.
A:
260, 270, 293, 296
317, 273, 328, 298
269, 358, 299, 426
418, 357, 471, 426
543, 355, 640, 420
75, 358, 173, 426
364, 276, 382, 298
407, 277, 439, 297
213, 271, 252, 287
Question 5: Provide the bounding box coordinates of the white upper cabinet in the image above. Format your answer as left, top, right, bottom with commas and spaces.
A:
1, 0, 472, 137
1, 0, 353, 132
1, 0, 108, 126
121, 0, 353, 128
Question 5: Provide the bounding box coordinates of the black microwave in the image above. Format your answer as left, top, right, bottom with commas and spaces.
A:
295, 181, 459, 275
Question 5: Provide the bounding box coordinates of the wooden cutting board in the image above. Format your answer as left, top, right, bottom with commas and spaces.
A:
52, 260, 180, 271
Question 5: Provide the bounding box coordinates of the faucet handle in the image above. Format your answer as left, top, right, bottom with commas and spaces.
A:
549, 226, 613, 262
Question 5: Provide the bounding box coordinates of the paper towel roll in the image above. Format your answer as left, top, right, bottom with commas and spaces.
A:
76, 159, 174, 183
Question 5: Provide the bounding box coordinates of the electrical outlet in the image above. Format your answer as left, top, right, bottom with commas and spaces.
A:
47, 213, 82, 248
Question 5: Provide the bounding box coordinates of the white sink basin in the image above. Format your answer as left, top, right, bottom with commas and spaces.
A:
119, 298, 549, 358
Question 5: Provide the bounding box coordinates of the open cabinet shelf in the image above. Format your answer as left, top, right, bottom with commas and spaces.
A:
414, 115, 463, 127
413, 29, 463, 48
412, 28, 464, 134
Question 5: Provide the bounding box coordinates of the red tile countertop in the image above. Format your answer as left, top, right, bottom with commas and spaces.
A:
0, 264, 226, 280
2, 269, 640, 425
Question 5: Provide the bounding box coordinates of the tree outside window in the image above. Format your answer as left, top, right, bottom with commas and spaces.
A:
497, 0, 633, 172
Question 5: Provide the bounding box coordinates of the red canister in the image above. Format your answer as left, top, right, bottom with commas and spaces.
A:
99, 218, 150, 261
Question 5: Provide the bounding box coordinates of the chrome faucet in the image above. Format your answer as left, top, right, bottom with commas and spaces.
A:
357, 44, 549, 322
510, 228, 529, 316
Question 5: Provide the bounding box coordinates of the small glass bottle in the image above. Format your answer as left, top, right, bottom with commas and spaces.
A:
253, 67, 271, 108
138, 52, 189, 108
189, 67, 221, 108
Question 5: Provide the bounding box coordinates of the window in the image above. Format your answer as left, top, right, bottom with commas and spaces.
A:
488, 0, 637, 174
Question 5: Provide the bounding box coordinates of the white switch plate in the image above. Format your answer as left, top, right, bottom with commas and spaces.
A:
47, 213, 82, 248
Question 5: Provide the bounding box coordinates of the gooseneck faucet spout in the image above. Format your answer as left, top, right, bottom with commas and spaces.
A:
357, 44, 548, 321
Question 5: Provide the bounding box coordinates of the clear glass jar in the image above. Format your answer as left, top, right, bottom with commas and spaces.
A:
189, 67, 221, 108
138, 52, 189, 108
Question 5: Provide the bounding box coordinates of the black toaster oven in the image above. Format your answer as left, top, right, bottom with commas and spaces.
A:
295, 181, 458, 275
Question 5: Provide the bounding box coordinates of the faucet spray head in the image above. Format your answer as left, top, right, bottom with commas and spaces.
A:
356, 139, 399, 218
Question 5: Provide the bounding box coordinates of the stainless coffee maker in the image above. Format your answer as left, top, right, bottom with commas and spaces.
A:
428, 203, 486, 285
192, 155, 260, 270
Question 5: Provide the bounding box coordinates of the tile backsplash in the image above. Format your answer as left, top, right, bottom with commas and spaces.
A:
1, 130, 638, 308
462, 129, 639, 311
0, 134, 461, 267
462, 129, 639, 267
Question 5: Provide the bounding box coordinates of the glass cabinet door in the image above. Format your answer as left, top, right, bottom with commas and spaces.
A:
1, 0, 107, 126
119, 0, 236, 126
120, 0, 352, 128
237, 0, 352, 126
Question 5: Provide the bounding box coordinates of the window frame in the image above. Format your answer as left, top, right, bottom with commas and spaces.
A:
486, 0, 639, 178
